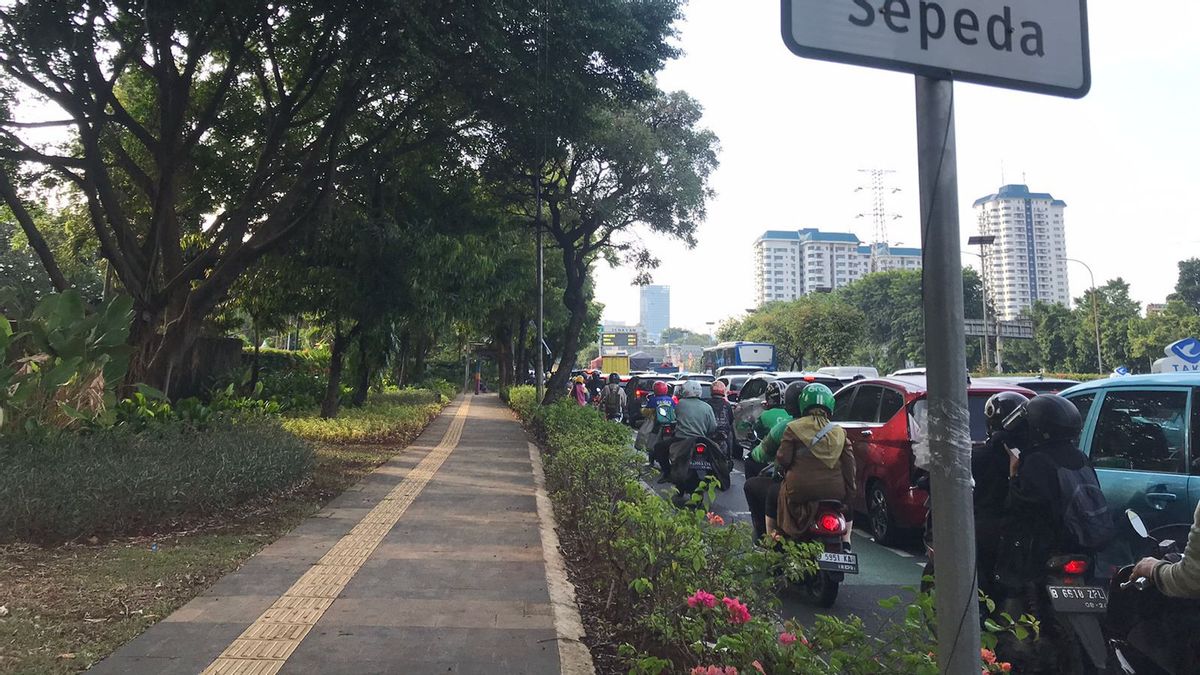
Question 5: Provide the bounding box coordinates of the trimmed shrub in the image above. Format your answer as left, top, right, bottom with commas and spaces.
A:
282, 389, 444, 444
417, 378, 456, 403
0, 415, 312, 544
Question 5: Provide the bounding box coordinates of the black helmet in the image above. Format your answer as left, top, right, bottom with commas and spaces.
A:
764, 380, 785, 409
984, 391, 1027, 433
1002, 394, 1082, 447
608, 372, 620, 384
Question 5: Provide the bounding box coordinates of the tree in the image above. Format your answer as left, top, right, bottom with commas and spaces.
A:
1129, 300, 1200, 372
837, 270, 926, 372
659, 327, 715, 346
1071, 279, 1140, 373
0, 1, 500, 394
1169, 258, 1200, 314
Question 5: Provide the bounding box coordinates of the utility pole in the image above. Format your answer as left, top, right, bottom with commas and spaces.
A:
916, 75, 980, 675
534, 1, 547, 403
855, 168, 902, 271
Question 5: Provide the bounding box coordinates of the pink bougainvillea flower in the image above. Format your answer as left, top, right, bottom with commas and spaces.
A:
751, 660, 765, 674
687, 590, 718, 609
779, 632, 797, 646
721, 596, 751, 624
981, 648, 997, 665
706, 512, 725, 526
801, 636, 810, 647
999, 664, 1012, 673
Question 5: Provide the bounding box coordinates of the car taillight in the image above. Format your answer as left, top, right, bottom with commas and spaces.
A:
810, 512, 846, 536
804, 376, 815, 382
1063, 559, 1088, 576
695, 444, 705, 454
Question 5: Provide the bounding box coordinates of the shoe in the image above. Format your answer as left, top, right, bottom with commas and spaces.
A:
842, 542, 853, 554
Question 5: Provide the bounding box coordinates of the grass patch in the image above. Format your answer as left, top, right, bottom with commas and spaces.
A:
0, 389, 449, 674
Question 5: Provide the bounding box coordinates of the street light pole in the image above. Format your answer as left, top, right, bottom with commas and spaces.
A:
1063, 257, 1103, 373
967, 236, 996, 373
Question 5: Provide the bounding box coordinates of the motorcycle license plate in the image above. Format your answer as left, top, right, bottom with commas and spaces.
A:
689, 459, 713, 471
817, 551, 859, 574
1046, 585, 1108, 613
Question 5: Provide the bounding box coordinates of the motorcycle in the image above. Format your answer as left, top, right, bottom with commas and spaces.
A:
1105, 509, 1200, 674
667, 435, 731, 505
783, 500, 857, 608
994, 550, 1109, 673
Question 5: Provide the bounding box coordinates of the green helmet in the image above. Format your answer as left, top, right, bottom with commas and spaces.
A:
785, 382, 835, 417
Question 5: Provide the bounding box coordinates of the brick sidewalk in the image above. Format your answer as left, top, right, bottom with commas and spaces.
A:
90, 394, 592, 675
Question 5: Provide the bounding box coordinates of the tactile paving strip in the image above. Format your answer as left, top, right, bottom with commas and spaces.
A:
201, 398, 471, 675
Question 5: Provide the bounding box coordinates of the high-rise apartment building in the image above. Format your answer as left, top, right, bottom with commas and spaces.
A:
639, 285, 670, 344
753, 229, 921, 305
972, 184, 1070, 321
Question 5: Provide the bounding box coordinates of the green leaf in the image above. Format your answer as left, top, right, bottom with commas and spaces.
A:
135, 384, 169, 401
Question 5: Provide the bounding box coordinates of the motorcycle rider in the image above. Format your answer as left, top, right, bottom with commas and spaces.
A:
641, 380, 677, 472
654, 380, 717, 483
706, 381, 735, 457
972, 391, 1027, 597
588, 370, 605, 401
570, 375, 588, 406
743, 382, 799, 541
745, 381, 790, 478
600, 372, 627, 421
765, 383, 856, 547
996, 395, 1109, 587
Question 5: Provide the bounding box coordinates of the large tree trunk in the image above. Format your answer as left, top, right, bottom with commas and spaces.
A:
321, 326, 353, 419
249, 324, 262, 392
515, 314, 528, 385
351, 331, 371, 407
543, 251, 588, 403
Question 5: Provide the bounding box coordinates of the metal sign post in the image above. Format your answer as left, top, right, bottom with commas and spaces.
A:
916, 75, 978, 674
779, 5, 1090, 668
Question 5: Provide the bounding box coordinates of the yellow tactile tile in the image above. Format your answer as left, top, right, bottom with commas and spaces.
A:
202, 399, 471, 675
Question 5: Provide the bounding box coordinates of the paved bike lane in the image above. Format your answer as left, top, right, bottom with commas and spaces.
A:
91, 394, 592, 675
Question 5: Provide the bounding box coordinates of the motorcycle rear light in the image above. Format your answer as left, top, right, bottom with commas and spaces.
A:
636, 390, 646, 397
1063, 559, 1088, 576
810, 512, 846, 535
695, 444, 705, 454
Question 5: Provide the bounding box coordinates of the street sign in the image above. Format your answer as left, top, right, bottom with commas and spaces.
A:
963, 318, 1033, 339
781, 0, 1090, 98
601, 332, 638, 348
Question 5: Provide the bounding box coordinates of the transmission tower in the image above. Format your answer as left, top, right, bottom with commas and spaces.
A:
855, 168, 902, 246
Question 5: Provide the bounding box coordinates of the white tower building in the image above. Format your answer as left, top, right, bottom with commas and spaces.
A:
972, 184, 1070, 321
753, 229, 921, 305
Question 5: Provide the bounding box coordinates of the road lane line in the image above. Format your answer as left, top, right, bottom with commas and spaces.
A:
200, 398, 471, 675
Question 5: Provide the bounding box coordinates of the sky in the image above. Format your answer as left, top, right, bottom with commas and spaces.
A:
594, 1, 1200, 335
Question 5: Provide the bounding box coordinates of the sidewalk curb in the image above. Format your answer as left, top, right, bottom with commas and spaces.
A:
526, 440, 597, 675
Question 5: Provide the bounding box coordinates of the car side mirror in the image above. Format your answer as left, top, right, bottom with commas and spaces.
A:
1126, 509, 1150, 539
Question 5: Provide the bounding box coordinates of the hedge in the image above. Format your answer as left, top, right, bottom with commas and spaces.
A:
0, 415, 312, 544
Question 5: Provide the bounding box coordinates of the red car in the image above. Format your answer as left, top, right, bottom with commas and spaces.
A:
831, 377, 1034, 545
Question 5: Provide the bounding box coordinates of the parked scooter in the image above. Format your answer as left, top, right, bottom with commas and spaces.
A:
782, 500, 858, 608
1106, 509, 1200, 674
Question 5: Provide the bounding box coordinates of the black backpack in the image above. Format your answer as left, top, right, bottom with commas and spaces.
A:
1055, 464, 1115, 551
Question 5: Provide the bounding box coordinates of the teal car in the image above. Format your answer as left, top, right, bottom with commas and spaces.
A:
1059, 373, 1199, 577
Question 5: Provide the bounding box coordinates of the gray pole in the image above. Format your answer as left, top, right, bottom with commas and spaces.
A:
979, 243, 989, 374
915, 75, 980, 675
535, 185, 545, 402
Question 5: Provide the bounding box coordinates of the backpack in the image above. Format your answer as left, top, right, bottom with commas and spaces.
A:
655, 400, 677, 425
1055, 464, 1115, 551
603, 384, 623, 412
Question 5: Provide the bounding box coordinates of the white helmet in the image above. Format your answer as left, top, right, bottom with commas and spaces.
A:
680, 380, 702, 399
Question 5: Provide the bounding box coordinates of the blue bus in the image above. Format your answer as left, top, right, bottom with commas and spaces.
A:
702, 341, 777, 373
